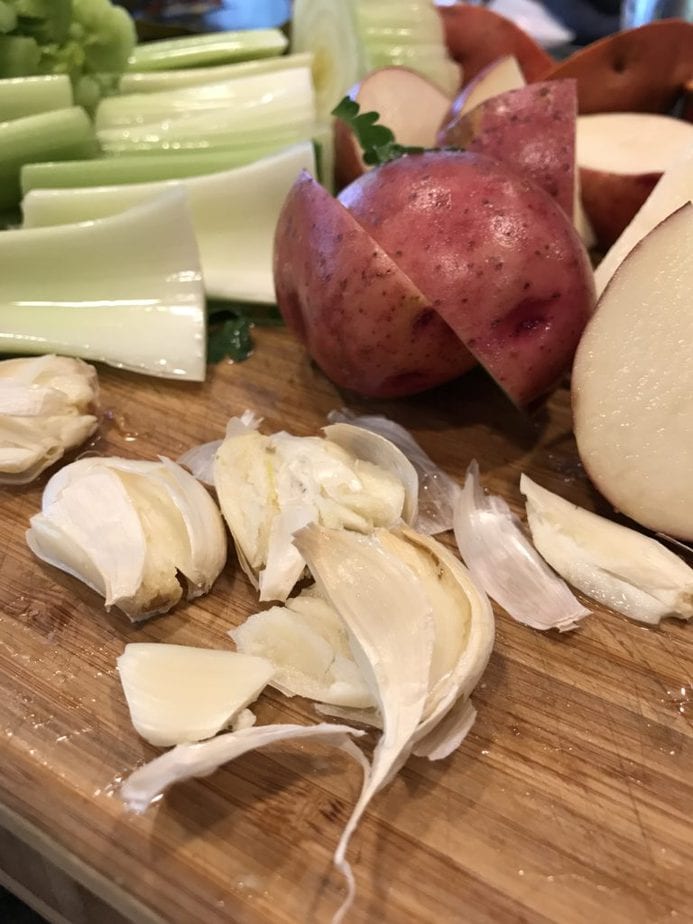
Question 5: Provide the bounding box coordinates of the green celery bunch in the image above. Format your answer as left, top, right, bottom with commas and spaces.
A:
0, 0, 135, 108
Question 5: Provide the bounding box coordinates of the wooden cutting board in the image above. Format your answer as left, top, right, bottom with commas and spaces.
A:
0, 328, 691, 924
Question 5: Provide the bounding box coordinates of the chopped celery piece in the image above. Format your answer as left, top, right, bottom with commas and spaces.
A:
127, 29, 287, 72
312, 122, 335, 193
0, 74, 72, 120
0, 106, 97, 209
23, 142, 317, 305
96, 68, 316, 156
0, 3, 17, 33
0, 34, 40, 77
119, 52, 313, 94
21, 143, 293, 192
96, 67, 314, 132
0, 190, 206, 380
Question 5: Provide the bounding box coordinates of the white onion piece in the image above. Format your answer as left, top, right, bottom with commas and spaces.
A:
120, 723, 367, 814
453, 461, 590, 632
327, 408, 460, 535
521, 474, 693, 625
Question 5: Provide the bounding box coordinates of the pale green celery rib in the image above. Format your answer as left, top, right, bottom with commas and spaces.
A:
0, 107, 98, 209
0, 75, 73, 121
21, 145, 291, 192
127, 29, 287, 72
119, 52, 313, 94
22, 142, 317, 305
96, 66, 314, 132
0, 190, 206, 381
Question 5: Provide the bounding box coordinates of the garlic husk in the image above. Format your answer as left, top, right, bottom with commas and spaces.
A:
214, 420, 418, 602
27, 456, 227, 620
454, 461, 590, 632
117, 644, 273, 746
0, 355, 99, 485
178, 409, 261, 486
412, 697, 477, 761
521, 474, 693, 625
120, 723, 368, 814
327, 409, 460, 535
231, 585, 375, 709
293, 523, 493, 920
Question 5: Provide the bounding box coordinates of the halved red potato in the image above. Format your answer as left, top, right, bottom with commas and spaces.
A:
334, 67, 452, 190
438, 80, 576, 219
544, 20, 693, 114
339, 151, 595, 406
442, 54, 525, 126
273, 170, 475, 397
578, 112, 693, 248
438, 4, 554, 84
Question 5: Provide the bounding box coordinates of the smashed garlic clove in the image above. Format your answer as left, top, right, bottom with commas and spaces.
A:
0, 355, 99, 485
521, 475, 693, 625
454, 461, 590, 632
120, 723, 368, 814
231, 585, 375, 709
411, 698, 477, 762
214, 418, 419, 602
327, 409, 460, 535
117, 644, 273, 746
177, 409, 261, 486
27, 456, 227, 620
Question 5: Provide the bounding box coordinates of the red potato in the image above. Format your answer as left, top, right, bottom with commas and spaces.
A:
442, 55, 525, 126
273, 170, 475, 398
334, 67, 452, 190
338, 151, 595, 406
684, 78, 693, 123
438, 4, 554, 84
577, 112, 693, 248
544, 20, 693, 114
438, 80, 577, 219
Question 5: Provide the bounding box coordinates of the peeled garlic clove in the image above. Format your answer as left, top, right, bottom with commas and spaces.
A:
27, 456, 227, 620
178, 410, 261, 486
214, 417, 418, 602
327, 409, 460, 535
454, 461, 590, 632
0, 355, 99, 485
120, 723, 367, 814
521, 474, 693, 625
231, 586, 375, 709
117, 643, 273, 746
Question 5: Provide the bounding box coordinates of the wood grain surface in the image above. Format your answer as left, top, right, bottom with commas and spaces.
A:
0, 328, 691, 924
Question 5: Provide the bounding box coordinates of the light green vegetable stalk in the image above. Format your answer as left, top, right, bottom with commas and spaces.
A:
22, 142, 318, 304
0, 74, 72, 120
127, 28, 287, 72
0, 106, 97, 209
0, 189, 206, 380
0, 0, 135, 108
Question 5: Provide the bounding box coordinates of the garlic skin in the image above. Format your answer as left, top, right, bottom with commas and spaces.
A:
0, 354, 99, 485
214, 421, 418, 602
231, 585, 375, 709
521, 474, 693, 625
117, 644, 273, 746
454, 461, 590, 632
26, 456, 227, 620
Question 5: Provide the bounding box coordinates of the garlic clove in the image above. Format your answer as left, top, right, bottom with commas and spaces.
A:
327, 409, 460, 535
231, 586, 375, 709
520, 474, 693, 624
117, 643, 273, 746
120, 723, 367, 814
178, 410, 261, 486
454, 461, 590, 632
0, 355, 99, 485
27, 456, 227, 620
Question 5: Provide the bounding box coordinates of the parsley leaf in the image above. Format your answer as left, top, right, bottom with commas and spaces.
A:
206, 302, 284, 365
332, 96, 425, 166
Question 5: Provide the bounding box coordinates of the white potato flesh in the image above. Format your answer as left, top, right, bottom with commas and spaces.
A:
577, 113, 693, 174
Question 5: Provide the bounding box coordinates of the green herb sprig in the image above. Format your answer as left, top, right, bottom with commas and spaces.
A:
331, 97, 426, 167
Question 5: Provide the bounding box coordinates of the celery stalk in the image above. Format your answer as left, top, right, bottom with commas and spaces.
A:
0, 191, 206, 380
23, 142, 317, 305
0, 75, 72, 120
0, 34, 40, 77
0, 107, 97, 209
127, 29, 287, 72
119, 52, 313, 95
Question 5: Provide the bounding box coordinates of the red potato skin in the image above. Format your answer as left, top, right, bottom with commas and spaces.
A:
440, 55, 524, 130
273, 171, 476, 398
438, 80, 577, 219
339, 152, 596, 407
334, 115, 364, 190
684, 78, 693, 123
545, 20, 693, 114
438, 4, 554, 84
580, 167, 660, 250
